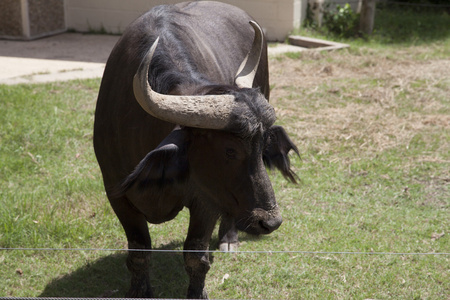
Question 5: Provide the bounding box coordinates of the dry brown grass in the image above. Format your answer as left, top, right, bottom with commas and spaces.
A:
268, 48, 450, 161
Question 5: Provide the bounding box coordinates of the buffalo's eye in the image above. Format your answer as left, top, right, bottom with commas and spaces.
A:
225, 148, 237, 160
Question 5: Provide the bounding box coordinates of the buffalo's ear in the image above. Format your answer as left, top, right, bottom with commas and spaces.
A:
116, 129, 189, 195
263, 125, 300, 183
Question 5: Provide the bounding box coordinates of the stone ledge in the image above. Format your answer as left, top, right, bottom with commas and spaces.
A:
288, 35, 350, 51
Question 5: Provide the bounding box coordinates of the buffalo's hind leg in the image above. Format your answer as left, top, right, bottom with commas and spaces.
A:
109, 196, 153, 298
218, 217, 239, 251
184, 203, 219, 299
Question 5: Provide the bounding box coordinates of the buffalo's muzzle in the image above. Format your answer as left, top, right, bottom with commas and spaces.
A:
238, 206, 282, 235
259, 214, 282, 233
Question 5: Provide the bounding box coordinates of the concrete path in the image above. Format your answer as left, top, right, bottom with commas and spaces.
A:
0, 33, 119, 85
0, 33, 307, 85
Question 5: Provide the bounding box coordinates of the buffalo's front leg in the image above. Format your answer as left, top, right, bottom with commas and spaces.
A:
218, 217, 239, 251
110, 196, 153, 298
184, 204, 218, 299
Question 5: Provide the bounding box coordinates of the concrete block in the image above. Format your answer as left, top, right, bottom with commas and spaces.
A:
0, 0, 66, 40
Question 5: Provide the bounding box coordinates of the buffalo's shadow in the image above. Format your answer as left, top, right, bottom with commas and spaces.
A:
39, 234, 262, 298
39, 240, 188, 299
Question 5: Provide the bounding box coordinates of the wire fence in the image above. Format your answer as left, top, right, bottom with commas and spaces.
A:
1, 247, 448, 255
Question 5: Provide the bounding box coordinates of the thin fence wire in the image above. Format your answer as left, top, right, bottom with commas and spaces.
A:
1, 247, 448, 255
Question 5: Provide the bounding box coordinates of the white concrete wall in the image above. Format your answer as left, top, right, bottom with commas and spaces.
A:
65, 0, 178, 34
65, 0, 308, 41
224, 0, 304, 41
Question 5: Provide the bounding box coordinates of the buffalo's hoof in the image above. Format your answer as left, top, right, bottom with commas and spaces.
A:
187, 287, 208, 299
219, 242, 238, 252
125, 285, 154, 298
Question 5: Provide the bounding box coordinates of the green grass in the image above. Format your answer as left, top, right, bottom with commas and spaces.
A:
1, 10, 449, 298
296, 5, 450, 53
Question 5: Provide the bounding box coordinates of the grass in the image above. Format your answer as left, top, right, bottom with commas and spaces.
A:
296, 5, 450, 51
1, 8, 449, 300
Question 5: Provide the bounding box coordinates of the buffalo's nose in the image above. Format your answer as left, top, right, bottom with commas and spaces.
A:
259, 215, 282, 234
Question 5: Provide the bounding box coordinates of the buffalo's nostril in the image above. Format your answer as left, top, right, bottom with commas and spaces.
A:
258, 220, 270, 233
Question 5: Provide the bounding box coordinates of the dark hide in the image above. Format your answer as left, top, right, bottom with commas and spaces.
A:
93, 1, 298, 298
119, 129, 189, 192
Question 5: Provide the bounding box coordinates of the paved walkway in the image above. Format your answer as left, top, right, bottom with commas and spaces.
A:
0, 33, 119, 85
0, 33, 306, 85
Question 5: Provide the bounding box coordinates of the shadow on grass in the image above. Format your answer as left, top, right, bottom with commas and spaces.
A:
39, 234, 264, 298
39, 240, 188, 298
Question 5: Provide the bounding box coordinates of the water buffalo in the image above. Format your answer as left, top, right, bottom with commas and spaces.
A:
93, 1, 298, 298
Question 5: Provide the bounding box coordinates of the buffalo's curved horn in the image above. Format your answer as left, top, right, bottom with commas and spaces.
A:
235, 21, 264, 88
133, 37, 237, 129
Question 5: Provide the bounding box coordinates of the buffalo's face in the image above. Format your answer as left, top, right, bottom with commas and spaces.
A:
188, 125, 298, 235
